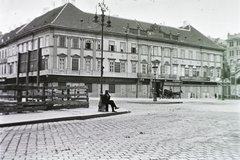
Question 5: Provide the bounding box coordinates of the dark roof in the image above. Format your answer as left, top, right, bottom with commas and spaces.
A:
0, 3, 224, 51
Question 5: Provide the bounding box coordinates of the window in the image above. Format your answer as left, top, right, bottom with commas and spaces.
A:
193, 67, 196, 77
41, 56, 48, 70
120, 42, 126, 52
180, 66, 185, 76
216, 55, 220, 62
196, 67, 200, 77
40, 37, 43, 48
142, 63, 147, 74
72, 37, 79, 48
230, 59, 233, 65
19, 44, 22, 53
196, 51, 201, 60
165, 65, 170, 74
189, 51, 193, 59
203, 53, 208, 61
164, 48, 170, 57
229, 41, 233, 47
173, 65, 178, 75
34, 39, 38, 49
85, 59, 91, 71
161, 65, 165, 74
109, 60, 115, 72
59, 57, 65, 70
28, 41, 32, 50
173, 49, 178, 58
237, 41, 240, 46
120, 61, 126, 73
131, 43, 137, 53
217, 68, 221, 78
189, 66, 193, 76
209, 68, 213, 77
153, 47, 158, 56
180, 49, 185, 58
97, 59, 101, 71
45, 35, 49, 47
131, 61, 137, 73
109, 41, 115, 51
12, 46, 15, 55
203, 67, 208, 77
109, 84, 115, 93
85, 40, 92, 49
185, 66, 189, 76
142, 45, 148, 55
96, 41, 101, 50
59, 36, 66, 47
23, 43, 27, 52
72, 58, 79, 71
8, 47, 11, 56
9, 63, 13, 74
210, 54, 214, 61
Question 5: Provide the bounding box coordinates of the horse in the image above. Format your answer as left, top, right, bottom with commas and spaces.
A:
172, 90, 183, 99
163, 89, 173, 99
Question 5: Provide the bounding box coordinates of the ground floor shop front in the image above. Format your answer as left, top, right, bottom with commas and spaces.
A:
1, 75, 223, 99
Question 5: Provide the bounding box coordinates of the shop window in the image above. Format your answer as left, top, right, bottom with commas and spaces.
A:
109, 84, 115, 93
85, 83, 92, 92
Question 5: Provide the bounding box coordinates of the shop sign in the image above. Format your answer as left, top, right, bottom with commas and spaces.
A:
180, 76, 210, 81
57, 76, 137, 84
164, 82, 181, 86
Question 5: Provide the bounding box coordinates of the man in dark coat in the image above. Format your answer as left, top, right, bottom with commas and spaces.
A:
102, 90, 119, 112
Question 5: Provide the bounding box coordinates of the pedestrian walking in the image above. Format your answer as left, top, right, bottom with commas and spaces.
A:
102, 90, 119, 112
214, 93, 217, 99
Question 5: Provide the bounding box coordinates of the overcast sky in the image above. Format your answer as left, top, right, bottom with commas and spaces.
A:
0, 0, 239, 39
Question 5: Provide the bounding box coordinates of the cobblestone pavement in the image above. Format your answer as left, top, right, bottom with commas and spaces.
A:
0, 100, 240, 160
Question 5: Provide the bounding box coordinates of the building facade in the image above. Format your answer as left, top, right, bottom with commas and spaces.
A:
0, 3, 225, 98
226, 33, 240, 98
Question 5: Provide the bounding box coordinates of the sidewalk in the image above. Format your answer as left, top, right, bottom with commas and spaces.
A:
0, 103, 130, 127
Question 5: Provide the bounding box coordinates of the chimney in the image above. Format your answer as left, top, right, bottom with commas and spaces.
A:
183, 21, 189, 27
43, 7, 49, 14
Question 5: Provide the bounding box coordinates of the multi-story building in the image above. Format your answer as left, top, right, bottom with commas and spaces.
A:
0, 3, 225, 98
226, 33, 240, 98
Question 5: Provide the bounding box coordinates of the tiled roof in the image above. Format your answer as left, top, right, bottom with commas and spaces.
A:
0, 3, 224, 51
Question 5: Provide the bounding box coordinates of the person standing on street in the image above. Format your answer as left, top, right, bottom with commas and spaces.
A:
102, 90, 119, 112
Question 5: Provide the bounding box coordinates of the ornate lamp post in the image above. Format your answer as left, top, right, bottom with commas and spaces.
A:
152, 60, 160, 101
93, 0, 111, 111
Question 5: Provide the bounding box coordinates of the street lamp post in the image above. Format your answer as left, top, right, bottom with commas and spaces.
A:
152, 60, 160, 101
93, 0, 111, 112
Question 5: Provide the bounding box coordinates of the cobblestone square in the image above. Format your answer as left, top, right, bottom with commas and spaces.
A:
1, 99, 240, 159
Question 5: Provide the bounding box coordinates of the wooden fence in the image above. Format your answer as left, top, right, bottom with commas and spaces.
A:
0, 85, 89, 114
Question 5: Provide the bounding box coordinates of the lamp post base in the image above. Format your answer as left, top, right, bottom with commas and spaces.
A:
98, 94, 105, 112
153, 92, 157, 101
